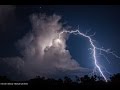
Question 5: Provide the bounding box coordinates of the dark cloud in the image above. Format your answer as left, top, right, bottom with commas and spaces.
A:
0, 5, 16, 34
0, 5, 18, 58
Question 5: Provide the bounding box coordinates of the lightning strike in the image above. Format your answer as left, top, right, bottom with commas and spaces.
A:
58, 28, 120, 82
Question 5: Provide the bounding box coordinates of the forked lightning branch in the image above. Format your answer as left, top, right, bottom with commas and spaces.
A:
57, 28, 120, 82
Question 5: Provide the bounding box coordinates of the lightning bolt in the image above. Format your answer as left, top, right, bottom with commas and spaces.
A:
58, 28, 120, 82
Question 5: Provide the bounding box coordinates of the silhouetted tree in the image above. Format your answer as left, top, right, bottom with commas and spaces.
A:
0, 76, 10, 82
75, 75, 80, 83
64, 76, 72, 84
110, 73, 120, 82
109, 73, 120, 87
1, 73, 120, 89
80, 75, 96, 83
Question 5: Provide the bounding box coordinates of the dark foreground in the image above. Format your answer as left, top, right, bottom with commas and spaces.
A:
0, 73, 120, 89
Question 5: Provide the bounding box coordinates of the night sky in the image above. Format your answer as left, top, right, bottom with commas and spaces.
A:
0, 5, 120, 80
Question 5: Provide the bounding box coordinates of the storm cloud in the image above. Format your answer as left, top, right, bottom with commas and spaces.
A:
0, 13, 90, 80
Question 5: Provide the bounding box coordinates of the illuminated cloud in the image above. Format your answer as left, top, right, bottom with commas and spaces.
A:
0, 13, 90, 80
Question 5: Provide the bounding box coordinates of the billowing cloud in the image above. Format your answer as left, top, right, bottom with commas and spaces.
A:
0, 13, 90, 80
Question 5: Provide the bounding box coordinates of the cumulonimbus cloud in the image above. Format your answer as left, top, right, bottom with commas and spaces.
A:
0, 13, 90, 80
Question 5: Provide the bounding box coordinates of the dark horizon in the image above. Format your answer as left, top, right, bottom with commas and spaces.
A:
0, 73, 120, 88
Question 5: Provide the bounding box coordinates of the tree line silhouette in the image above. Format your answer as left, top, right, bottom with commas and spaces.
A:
0, 73, 120, 89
